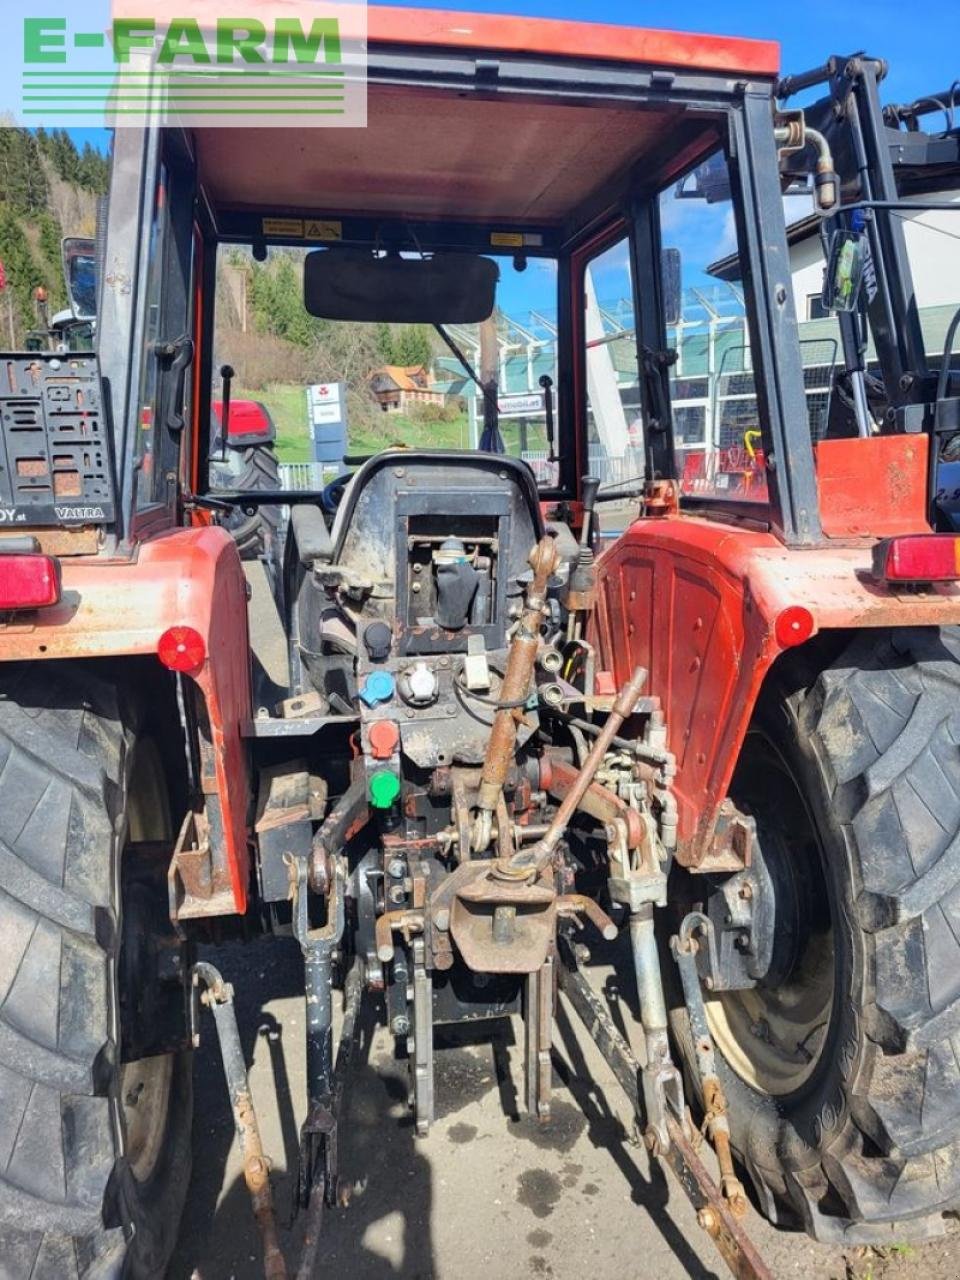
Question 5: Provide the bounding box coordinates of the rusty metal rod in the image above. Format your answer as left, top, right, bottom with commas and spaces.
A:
375, 908, 425, 963
495, 665, 647, 877
296, 960, 365, 1280
474, 536, 559, 848
193, 962, 287, 1280
673, 931, 748, 1217
556, 943, 772, 1280
556, 893, 619, 940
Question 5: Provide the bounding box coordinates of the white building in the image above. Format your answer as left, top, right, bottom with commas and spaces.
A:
784, 194, 960, 320
710, 190, 960, 323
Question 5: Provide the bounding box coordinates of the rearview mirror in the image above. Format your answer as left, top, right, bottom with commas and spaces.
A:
62, 237, 97, 321
822, 229, 866, 314
304, 250, 499, 324
662, 248, 682, 327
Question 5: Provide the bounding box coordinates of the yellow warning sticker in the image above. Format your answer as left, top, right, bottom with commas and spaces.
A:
305, 219, 343, 241
262, 217, 304, 237
490, 231, 524, 247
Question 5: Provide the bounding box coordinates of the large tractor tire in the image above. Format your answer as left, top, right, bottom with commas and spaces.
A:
668, 627, 960, 1243
220, 444, 281, 563
0, 662, 192, 1277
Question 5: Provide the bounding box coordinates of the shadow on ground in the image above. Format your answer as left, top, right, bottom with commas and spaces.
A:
166, 933, 721, 1279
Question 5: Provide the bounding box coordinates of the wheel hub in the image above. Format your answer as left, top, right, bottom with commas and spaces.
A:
704, 798, 834, 1096
121, 1054, 175, 1182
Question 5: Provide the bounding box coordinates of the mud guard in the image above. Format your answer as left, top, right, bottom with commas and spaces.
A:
0, 525, 252, 912
592, 515, 960, 866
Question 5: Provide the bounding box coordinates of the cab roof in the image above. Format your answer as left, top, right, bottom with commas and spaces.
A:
367, 7, 779, 77
197, 7, 779, 240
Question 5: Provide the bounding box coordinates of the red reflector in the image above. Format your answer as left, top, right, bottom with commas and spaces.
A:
0, 555, 60, 610
158, 626, 206, 673
775, 605, 815, 649
874, 535, 960, 583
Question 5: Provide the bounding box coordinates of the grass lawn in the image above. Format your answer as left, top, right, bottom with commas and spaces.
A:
236, 384, 312, 462
238, 383, 546, 465
348, 414, 471, 455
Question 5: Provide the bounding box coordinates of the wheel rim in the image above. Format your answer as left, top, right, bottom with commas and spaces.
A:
705, 937, 833, 1095
704, 730, 835, 1097
121, 739, 176, 1183
121, 1055, 175, 1183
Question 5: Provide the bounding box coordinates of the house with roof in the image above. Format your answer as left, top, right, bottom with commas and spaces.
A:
370, 364, 446, 413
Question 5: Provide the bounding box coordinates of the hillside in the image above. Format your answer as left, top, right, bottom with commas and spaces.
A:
215, 248, 467, 461
0, 125, 109, 345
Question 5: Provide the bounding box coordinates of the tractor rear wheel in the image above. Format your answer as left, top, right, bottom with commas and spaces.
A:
0, 662, 192, 1277
668, 627, 960, 1243
221, 444, 281, 563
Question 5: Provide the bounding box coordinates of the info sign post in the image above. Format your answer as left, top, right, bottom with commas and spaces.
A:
308, 382, 347, 470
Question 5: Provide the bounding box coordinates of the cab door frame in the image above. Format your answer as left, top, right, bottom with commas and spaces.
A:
101, 125, 198, 546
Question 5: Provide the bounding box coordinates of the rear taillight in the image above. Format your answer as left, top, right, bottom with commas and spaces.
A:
873, 535, 960, 584
0, 555, 61, 610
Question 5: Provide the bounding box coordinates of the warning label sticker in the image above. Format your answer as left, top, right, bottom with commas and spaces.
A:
305, 219, 343, 241
262, 218, 304, 237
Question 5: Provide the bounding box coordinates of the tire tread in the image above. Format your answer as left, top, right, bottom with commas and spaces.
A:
795, 628, 960, 1227
0, 664, 130, 1269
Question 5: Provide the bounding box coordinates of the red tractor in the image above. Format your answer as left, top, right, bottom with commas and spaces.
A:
208, 394, 281, 563
0, 10, 958, 1278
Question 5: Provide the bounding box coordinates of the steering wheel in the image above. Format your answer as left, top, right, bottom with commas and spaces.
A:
321, 471, 353, 516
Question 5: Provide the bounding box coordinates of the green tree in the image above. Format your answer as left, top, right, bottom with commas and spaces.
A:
374, 323, 432, 368
77, 141, 110, 193
248, 255, 325, 346
374, 321, 394, 363
0, 208, 44, 339
0, 128, 49, 214
36, 211, 67, 311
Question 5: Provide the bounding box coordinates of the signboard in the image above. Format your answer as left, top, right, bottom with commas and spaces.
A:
497, 391, 553, 418
308, 382, 347, 465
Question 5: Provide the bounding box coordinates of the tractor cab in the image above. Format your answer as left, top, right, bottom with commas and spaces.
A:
96, 30, 959, 570
99, 17, 799, 545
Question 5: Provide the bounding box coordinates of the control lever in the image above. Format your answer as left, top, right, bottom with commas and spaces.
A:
579, 474, 600, 548
539, 374, 557, 463
565, 474, 600, 643
219, 363, 235, 462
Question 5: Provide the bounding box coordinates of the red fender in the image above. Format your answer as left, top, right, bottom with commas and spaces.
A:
593, 515, 960, 866
0, 526, 252, 912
